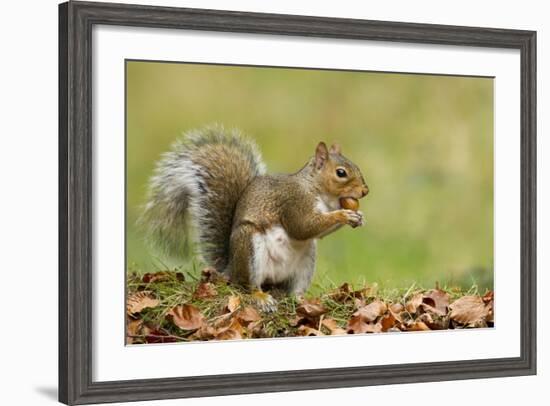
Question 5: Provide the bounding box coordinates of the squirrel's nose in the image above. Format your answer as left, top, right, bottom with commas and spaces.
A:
361, 185, 369, 197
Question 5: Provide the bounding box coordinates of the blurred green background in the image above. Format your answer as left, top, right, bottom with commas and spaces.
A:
126, 61, 494, 291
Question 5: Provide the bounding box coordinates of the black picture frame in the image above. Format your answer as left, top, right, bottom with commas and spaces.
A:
59, 1, 537, 404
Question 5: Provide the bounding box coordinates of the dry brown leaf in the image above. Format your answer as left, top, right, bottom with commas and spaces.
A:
192, 324, 218, 340
354, 300, 387, 322
127, 319, 143, 335
321, 318, 338, 331
215, 319, 244, 340
225, 295, 241, 313
418, 312, 433, 326
405, 293, 423, 313
247, 320, 264, 337
421, 289, 450, 316
167, 304, 204, 331
236, 306, 261, 326
321, 318, 347, 335
482, 291, 495, 323
193, 282, 218, 299
347, 315, 383, 334
212, 312, 234, 328
390, 303, 404, 314
329, 283, 377, 302
347, 317, 382, 334
329, 282, 352, 302
126, 292, 160, 314
216, 329, 243, 340
388, 303, 404, 323
365, 322, 383, 333
380, 312, 398, 332
449, 296, 490, 325
482, 291, 494, 304
142, 271, 183, 284
296, 299, 327, 319
354, 298, 366, 310
406, 320, 431, 331
347, 315, 368, 334
297, 325, 324, 336
126, 319, 143, 344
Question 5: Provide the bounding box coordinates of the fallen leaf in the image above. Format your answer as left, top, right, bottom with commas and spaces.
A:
354, 298, 366, 310
297, 299, 327, 319
142, 271, 183, 284
321, 318, 347, 335
192, 324, 218, 340
390, 303, 404, 314
247, 320, 265, 337
127, 319, 143, 335
380, 312, 398, 332
329, 282, 352, 302
421, 289, 450, 316
193, 282, 217, 299
216, 329, 242, 340
298, 325, 324, 336
482, 291, 494, 304
365, 322, 383, 333
212, 312, 234, 328
167, 304, 204, 331
417, 312, 447, 330
126, 319, 143, 344
225, 295, 241, 313
481, 291, 495, 323
329, 283, 377, 302
449, 296, 490, 326
215, 319, 244, 340
405, 293, 423, 313
406, 320, 431, 331
388, 303, 404, 323
354, 300, 387, 322
126, 292, 159, 314
347, 318, 382, 334
236, 306, 261, 326
347, 315, 368, 334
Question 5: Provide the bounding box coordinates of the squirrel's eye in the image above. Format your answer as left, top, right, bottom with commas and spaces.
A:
336, 168, 347, 178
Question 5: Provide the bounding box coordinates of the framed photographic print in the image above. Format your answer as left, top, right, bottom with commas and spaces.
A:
59, 1, 536, 404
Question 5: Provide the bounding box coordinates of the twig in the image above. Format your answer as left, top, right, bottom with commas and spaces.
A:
127, 333, 189, 342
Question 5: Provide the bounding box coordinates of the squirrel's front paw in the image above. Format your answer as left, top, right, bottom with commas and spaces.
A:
252, 290, 278, 313
341, 209, 364, 228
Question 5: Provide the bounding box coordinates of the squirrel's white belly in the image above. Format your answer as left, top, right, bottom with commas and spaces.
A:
251, 226, 315, 285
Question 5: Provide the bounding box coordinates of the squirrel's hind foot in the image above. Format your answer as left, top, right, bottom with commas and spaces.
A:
252, 290, 278, 313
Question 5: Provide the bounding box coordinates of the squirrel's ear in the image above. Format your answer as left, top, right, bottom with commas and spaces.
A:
330, 143, 341, 154
315, 142, 329, 169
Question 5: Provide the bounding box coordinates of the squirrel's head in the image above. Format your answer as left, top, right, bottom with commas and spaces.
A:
314, 141, 369, 201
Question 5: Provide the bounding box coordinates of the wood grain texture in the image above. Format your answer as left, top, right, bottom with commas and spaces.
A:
58, 1, 537, 404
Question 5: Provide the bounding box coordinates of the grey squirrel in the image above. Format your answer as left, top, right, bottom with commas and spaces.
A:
140, 126, 369, 308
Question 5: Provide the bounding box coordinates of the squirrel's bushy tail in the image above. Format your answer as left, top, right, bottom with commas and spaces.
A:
139, 125, 266, 270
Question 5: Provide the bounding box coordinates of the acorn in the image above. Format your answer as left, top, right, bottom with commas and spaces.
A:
339, 197, 359, 211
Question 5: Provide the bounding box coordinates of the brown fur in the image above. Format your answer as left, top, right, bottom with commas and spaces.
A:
227, 142, 368, 286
